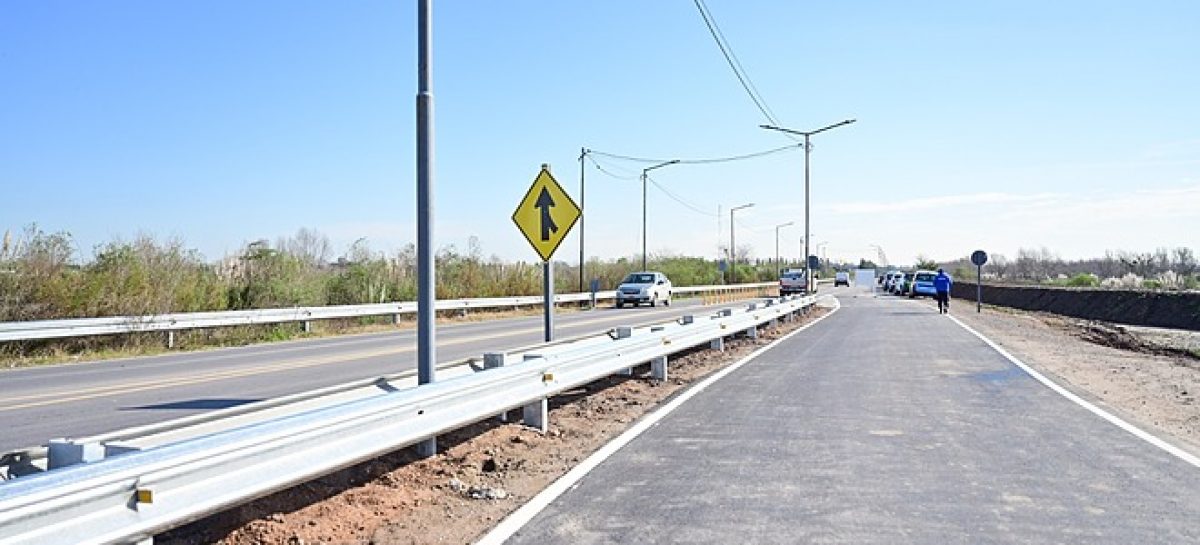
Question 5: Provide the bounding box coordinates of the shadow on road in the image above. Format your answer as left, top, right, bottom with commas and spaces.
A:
121, 398, 262, 411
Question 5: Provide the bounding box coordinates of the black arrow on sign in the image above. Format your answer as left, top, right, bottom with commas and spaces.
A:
535, 187, 558, 241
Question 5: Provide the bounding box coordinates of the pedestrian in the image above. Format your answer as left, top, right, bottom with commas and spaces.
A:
934, 267, 953, 314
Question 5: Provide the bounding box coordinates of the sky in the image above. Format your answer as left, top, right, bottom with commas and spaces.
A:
2, 1, 1198, 268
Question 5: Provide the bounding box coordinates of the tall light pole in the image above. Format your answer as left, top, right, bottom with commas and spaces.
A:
775, 221, 794, 275
869, 244, 888, 267
414, 0, 436, 458
578, 147, 588, 292
761, 119, 856, 293
730, 202, 754, 284
641, 159, 679, 271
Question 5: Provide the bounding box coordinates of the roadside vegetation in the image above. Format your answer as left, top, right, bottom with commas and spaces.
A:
0, 225, 784, 365
934, 247, 1199, 290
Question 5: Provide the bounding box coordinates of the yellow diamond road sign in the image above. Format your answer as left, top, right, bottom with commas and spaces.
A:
512, 167, 581, 262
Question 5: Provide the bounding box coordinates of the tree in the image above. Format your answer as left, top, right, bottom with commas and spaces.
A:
914, 254, 938, 271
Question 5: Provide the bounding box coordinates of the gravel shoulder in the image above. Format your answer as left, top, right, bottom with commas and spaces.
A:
159, 303, 831, 545
923, 296, 1200, 455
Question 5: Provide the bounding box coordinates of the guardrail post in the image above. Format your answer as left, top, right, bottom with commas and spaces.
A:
523, 399, 548, 433
680, 315, 694, 325
302, 320, 312, 334
484, 352, 510, 422
393, 313, 402, 325
744, 326, 758, 339
48, 439, 105, 469
651, 356, 668, 381
747, 302, 758, 311
614, 326, 634, 375
719, 309, 732, 317
166, 330, 176, 349
710, 337, 724, 351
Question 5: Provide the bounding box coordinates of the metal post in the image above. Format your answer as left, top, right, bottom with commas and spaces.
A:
804, 133, 811, 294
730, 207, 736, 284
578, 147, 586, 292
414, 0, 436, 459
543, 261, 554, 342
977, 264, 983, 313
642, 169, 648, 272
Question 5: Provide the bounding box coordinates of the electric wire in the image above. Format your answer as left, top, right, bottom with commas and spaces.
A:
692, 0, 797, 141
587, 142, 802, 165
646, 174, 719, 218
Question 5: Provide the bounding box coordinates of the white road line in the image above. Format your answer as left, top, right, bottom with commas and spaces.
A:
475, 298, 842, 545
947, 314, 1200, 469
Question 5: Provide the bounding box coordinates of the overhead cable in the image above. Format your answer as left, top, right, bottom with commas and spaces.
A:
587, 142, 802, 165
692, 0, 796, 140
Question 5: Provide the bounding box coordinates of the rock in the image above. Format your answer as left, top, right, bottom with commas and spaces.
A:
510, 435, 525, 444
481, 458, 498, 472
467, 485, 509, 500
447, 478, 467, 493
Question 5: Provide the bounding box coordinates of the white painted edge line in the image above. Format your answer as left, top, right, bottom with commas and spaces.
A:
475, 297, 842, 545
947, 313, 1200, 469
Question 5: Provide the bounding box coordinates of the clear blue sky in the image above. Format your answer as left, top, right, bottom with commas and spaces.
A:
3, 1, 1197, 267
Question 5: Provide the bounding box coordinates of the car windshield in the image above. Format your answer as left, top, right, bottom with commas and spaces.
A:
916, 273, 935, 281
623, 274, 655, 284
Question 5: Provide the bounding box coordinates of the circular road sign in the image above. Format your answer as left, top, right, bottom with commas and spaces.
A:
971, 250, 988, 267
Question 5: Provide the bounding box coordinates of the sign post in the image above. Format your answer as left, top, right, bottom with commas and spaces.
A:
971, 250, 988, 313
513, 165, 582, 342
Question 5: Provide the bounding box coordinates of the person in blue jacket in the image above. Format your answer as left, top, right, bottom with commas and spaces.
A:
934, 268, 953, 314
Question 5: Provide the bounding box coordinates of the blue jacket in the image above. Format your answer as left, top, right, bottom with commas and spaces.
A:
934, 271, 952, 292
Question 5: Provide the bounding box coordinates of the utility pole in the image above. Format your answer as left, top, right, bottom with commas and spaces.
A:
730, 203, 754, 284
761, 119, 856, 293
775, 221, 794, 276
578, 148, 586, 293
414, 0, 436, 458
640, 159, 679, 271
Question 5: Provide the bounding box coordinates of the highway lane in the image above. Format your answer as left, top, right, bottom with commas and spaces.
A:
0, 298, 749, 452
506, 294, 1200, 544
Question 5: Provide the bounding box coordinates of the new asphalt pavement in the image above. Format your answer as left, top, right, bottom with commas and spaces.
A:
504, 293, 1200, 544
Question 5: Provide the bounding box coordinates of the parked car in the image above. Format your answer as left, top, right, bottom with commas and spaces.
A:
909, 270, 938, 298
779, 269, 808, 295
615, 271, 672, 308
882, 270, 900, 291
907, 268, 936, 297
890, 272, 909, 295
834, 270, 850, 287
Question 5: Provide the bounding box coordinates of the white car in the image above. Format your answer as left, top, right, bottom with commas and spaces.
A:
615, 271, 672, 308
834, 271, 850, 287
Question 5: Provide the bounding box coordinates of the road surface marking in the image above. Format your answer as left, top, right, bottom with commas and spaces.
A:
476, 299, 841, 545
947, 313, 1200, 469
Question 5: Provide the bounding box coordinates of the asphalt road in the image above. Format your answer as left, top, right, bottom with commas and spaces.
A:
0, 298, 743, 452
506, 293, 1200, 544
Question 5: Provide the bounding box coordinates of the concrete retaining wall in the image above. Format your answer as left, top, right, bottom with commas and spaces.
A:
950, 282, 1200, 331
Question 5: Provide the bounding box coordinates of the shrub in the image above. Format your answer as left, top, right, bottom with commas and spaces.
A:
1065, 273, 1100, 288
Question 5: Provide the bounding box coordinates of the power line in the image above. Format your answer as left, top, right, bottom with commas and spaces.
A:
587, 142, 802, 165
646, 174, 719, 218
584, 154, 641, 180
692, 0, 795, 139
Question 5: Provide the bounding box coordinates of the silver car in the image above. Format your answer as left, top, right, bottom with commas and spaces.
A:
615, 271, 672, 308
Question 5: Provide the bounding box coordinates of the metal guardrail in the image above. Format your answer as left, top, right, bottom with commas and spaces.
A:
0, 282, 777, 343
0, 293, 825, 545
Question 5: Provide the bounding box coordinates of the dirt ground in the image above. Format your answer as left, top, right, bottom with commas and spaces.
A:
158, 305, 830, 545
930, 298, 1200, 454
